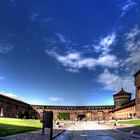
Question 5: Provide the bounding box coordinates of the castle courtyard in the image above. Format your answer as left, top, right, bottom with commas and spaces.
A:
0, 69, 140, 140
0, 0, 140, 139
1, 120, 140, 140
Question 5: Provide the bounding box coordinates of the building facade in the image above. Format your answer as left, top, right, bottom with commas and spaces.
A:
32, 105, 114, 121
0, 70, 140, 120
134, 69, 140, 118
0, 94, 31, 118
0, 94, 37, 118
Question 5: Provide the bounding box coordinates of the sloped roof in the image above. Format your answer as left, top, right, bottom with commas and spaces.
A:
113, 88, 131, 97
134, 69, 140, 77
0, 94, 29, 106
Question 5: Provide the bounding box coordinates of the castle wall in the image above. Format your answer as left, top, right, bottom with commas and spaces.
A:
32, 105, 113, 121
134, 70, 140, 118
0, 94, 31, 118
113, 105, 135, 119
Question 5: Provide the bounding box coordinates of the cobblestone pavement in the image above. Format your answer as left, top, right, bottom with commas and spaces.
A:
55, 121, 115, 140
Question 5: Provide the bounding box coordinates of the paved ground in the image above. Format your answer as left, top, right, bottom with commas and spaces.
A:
1, 121, 140, 140
0, 127, 66, 140
55, 121, 140, 140
55, 121, 115, 140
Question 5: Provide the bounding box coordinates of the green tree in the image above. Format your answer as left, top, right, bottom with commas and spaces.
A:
57, 112, 70, 120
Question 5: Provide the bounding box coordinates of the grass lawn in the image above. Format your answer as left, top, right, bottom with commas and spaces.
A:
0, 117, 42, 137
118, 120, 140, 126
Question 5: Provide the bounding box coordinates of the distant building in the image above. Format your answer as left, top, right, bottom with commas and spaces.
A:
0, 70, 140, 120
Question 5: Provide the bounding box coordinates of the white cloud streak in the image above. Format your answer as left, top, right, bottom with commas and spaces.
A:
98, 69, 135, 93
66, 68, 79, 73
30, 13, 52, 25
48, 97, 64, 102
30, 13, 39, 21
46, 50, 119, 71
98, 69, 122, 91
120, 0, 137, 18
94, 33, 116, 55
123, 25, 140, 69
56, 33, 66, 43
0, 43, 13, 54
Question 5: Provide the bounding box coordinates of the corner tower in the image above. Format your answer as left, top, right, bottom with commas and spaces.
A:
113, 88, 131, 108
134, 69, 140, 118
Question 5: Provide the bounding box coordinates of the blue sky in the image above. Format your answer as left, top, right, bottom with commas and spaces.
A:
0, 0, 140, 105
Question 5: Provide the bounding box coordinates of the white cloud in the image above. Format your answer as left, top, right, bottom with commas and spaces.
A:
0, 92, 17, 98
94, 33, 116, 55
100, 33, 116, 48
40, 17, 53, 26
120, 0, 136, 18
46, 50, 119, 71
97, 69, 135, 93
0, 43, 13, 54
30, 13, 39, 21
123, 25, 140, 68
48, 97, 64, 102
56, 33, 66, 43
44, 33, 77, 56
30, 13, 52, 25
126, 25, 140, 40
63, 53, 81, 60
98, 69, 122, 91
97, 55, 119, 68
66, 68, 79, 73
45, 32, 119, 72
125, 49, 140, 65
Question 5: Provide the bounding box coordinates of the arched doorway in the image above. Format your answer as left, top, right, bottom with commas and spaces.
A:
78, 115, 86, 121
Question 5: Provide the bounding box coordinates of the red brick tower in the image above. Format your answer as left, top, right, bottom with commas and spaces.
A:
113, 88, 131, 108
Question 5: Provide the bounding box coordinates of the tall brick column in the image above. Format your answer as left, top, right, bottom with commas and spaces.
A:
134, 70, 140, 118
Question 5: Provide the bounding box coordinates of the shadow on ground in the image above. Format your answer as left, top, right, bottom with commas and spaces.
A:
55, 125, 140, 140
0, 123, 140, 140
102, 126, 140, 140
